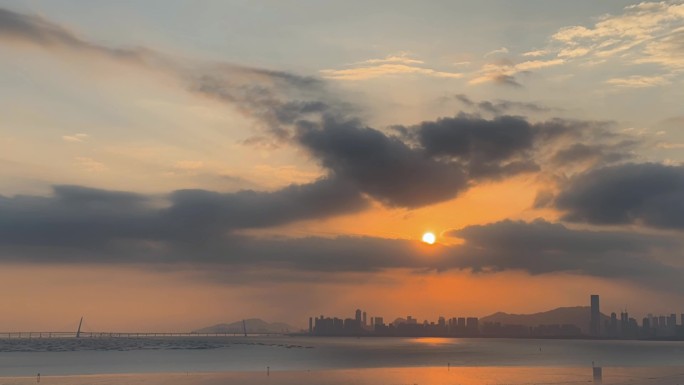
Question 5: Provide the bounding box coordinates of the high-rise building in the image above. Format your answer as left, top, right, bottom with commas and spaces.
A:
309, 317, 313, 333
642, 317, 650, 331
659, 315, 667, 330
620, 311, 629, 336
466, 317, 479, 334
355, 309, 362, 323
362, 311, 367, 327
590, 295, 601, 337
457, 317, 466, 329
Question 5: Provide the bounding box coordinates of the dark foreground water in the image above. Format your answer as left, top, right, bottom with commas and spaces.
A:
1, 336, 684, 377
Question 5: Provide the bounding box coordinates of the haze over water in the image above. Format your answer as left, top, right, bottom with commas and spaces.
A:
2, 337, 684, 375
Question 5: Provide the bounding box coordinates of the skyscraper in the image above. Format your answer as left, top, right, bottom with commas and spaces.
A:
590, 295, 601, 337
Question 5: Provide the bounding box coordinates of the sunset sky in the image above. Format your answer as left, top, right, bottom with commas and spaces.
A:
1, 1, 683, 332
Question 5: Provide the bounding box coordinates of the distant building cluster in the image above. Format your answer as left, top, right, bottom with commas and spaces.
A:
309, 308, 578, 338
307, 296, 684, 340
591, 294, 684, 339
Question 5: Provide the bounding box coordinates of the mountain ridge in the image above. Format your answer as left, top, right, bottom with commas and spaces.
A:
481, 306, 609, 334
193, 318, 296, 334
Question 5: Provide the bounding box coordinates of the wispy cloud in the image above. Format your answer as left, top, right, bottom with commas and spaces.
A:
657, 142, 684, 149
484, 47, 509, 57
551, 2, 684, 72
75, 156, 106, 172
469, 2, 684, 88
62, 133, 89, 143
352, 53, 425, 66
320, 53, 463, 80
605, 75, 671, 88
515, 59, 565, 71
450, 94, 557, 115
469, 59, 564, 86
522, 49, 548, 57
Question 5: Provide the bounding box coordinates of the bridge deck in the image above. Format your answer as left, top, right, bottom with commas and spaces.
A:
0, 332, 286, 339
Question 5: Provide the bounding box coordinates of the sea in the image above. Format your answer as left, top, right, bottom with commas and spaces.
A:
2, 336, 684, 384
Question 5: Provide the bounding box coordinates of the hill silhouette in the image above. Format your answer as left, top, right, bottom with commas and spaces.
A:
481, 306, 609, 334
193, 318, 295, 334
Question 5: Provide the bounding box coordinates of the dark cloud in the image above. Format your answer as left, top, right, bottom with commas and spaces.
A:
551, 142, 635, 166
162, 176, 367, 237
0, 8, 82, 46
415, 115, 536, 161
189, 71, 334, 140
0, 185, 153, 249
0, 7, 153, 63
0, 178, 368, 254
480, 100, 552, 114
0, 183, 425, 272
447, 219, 684, 291
396, 114, 617, 180
451, 94, 555, 116
2, 189, 683, 292
555, 163, 684, 229
296, 117, 468, 207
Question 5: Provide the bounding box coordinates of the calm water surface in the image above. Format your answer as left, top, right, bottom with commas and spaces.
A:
1, 336, 684, 376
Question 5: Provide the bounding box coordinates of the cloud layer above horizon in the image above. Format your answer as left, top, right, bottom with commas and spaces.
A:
1, 2, 683, 325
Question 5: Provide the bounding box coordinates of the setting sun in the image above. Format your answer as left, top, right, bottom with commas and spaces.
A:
422, 232, 436, 245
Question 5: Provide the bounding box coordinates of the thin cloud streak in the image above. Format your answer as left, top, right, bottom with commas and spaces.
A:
320, 53, 463, 80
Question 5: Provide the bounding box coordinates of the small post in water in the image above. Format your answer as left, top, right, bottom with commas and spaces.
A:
592, 361, 602, 383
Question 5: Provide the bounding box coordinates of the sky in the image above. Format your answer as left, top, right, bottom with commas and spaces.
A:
0, 0, 683, 332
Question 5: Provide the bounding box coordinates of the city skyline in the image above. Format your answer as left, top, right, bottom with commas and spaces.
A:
309, 295, 684, 340
1, 1, 683, 331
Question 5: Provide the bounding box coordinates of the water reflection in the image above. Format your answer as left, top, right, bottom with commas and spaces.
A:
410, 337, 455, 346
3, 366, 683, 385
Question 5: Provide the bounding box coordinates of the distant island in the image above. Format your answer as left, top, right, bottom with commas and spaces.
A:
193, 318, 296, 334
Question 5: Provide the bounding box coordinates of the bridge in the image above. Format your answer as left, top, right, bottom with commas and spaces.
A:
1, 331, 287, 339
1, 318, 290, 339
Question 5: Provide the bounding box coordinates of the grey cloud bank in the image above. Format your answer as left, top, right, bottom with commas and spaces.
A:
1, 184, 683, 292
556, 163, 684, 229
